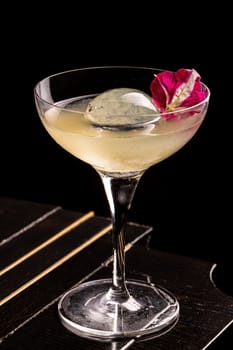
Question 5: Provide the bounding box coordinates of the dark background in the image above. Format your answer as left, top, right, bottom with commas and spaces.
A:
1, 3, 231, 287
0, 3, 232, 348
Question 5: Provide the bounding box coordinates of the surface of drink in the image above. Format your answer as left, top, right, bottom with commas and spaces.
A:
41, 94, 205, 175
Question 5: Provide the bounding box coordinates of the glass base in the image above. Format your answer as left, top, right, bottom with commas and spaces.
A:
58, 279, 179, 340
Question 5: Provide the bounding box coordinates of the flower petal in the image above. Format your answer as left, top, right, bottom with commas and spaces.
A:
169, 69, 200, 108
150, 74, 167, 111
150, 68, 207, 117
155, 71, 178, 104
180, 80, 207, 107
175, 68, 192, 83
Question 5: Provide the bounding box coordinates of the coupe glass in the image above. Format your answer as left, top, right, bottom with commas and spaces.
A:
34, 66, 210, 340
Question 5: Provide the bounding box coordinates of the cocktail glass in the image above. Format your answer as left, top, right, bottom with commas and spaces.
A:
34, 66, 210, 340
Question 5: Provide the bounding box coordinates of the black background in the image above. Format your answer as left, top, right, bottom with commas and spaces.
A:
0, 3, 231, 288
0, 3, 232, 348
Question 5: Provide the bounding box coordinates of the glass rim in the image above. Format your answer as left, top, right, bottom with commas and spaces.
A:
34, 65, 211, 118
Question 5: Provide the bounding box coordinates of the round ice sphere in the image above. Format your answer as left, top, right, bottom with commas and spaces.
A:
85, 88, 160, 128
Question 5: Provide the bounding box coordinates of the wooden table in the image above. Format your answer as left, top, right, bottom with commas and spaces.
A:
0, 197, 232, 349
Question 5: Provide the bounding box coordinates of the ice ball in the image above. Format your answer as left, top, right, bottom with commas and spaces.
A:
85, 88, 160, 128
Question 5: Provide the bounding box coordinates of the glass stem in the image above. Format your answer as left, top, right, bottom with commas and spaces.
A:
100, 172, 143, 301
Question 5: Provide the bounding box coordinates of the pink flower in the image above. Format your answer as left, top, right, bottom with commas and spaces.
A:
150, 68, 207, 118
